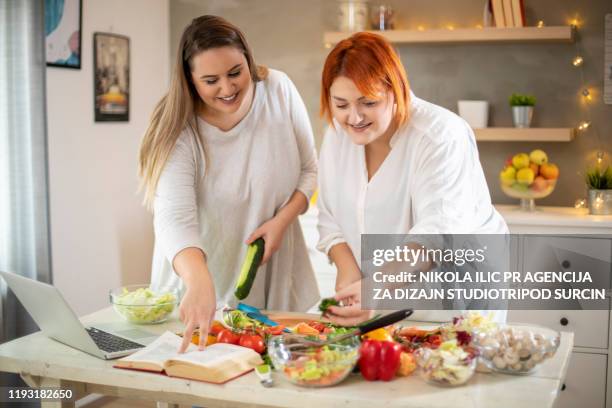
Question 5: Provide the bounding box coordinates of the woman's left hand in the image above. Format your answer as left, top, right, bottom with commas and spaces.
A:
246, 217, 287, 265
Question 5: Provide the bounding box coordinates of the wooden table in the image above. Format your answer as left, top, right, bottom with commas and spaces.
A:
0, 307, 573, 408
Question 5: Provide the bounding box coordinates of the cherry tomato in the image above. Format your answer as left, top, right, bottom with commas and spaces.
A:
209, 321, 225, 336
308, 321, 327, 332
216, 329, 240, 345
239, 333, 266, 354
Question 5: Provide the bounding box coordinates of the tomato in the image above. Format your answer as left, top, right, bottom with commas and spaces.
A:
239, 333, 266, 354
216, 329, 240, 345
209, 320, 225, 336
307, 321, 327, 332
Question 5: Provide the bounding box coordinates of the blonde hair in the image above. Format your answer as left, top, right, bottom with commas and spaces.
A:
138, 15, 264, 209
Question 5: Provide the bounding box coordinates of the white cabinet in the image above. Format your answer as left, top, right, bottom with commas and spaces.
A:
554, 352, 607, 408
498, 205, 612, 408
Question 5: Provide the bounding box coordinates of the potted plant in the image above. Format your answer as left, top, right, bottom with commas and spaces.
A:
509, 93, 536, 128
585, 165, 612, 215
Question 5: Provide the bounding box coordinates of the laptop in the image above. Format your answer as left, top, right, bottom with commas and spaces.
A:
0, 271, 152, 359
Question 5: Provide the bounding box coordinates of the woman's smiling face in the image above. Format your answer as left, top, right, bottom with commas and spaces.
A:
190, 46, 252, 115
329, 75, 395, 146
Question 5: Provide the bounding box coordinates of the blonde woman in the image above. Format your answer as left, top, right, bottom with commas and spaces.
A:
139, 15, 319, 352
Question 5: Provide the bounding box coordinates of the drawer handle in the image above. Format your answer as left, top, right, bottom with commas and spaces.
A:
562, 260, 571, 268
560, 317, 569, 326
561, 383, 566, 391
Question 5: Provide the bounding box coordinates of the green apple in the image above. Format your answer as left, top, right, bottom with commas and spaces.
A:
512, 182, 529, 192
512, 153, 530, 169
529, 149, 548, 166
516, 168, 535, 185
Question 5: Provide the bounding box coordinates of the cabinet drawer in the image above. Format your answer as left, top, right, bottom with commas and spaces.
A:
508, 310, 609, 349
554, 352, 607, 408
522, 236, 611, 295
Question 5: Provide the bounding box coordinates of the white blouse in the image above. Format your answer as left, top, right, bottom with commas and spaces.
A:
150, 69, 320, 311
316, 93, 508, 322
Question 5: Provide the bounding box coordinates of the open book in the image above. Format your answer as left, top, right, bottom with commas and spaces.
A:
114, 331, 263, 384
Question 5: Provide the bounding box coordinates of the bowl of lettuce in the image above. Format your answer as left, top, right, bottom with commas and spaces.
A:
109, 285, 179, 324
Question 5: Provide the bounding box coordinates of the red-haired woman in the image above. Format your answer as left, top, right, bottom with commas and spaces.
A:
317, 32, 508, 325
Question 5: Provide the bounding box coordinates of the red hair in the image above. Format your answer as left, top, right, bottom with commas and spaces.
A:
320, 32, 410, 127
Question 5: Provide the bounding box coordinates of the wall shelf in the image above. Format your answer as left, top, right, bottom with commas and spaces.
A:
474, 127, 575, 142
323, 26, 575, 45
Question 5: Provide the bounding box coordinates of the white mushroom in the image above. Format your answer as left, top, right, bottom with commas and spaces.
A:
518, 348, 531, 359
493, 355, 506, 369
503, 350, 519, 365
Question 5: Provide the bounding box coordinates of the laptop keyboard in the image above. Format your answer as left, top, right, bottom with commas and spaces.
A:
86, 327, 144, 353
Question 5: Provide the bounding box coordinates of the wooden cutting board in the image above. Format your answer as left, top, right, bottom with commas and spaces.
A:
264, 311, 321, 327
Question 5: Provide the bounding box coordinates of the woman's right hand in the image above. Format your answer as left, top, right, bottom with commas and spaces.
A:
173, 247, 217, 353
325, 279, 374, 326
178, 276, 216, 353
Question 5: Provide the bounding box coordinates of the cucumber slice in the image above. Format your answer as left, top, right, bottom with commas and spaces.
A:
234, 238, 265, 300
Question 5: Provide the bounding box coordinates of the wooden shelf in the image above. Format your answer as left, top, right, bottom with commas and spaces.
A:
323, 26, 574, 45
474, 128, 575, 142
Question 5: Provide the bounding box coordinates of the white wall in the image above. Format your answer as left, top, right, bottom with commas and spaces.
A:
46, 0, 169, 316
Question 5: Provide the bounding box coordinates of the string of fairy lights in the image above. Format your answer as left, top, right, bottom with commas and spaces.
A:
541, 18, 605, 167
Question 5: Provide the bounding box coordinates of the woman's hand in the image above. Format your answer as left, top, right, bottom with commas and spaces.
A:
178, 276, 217, 353
246, 217, 287, 265
246, 191, 308, 265
172, 247, 217, 353
325, 279, 374, 326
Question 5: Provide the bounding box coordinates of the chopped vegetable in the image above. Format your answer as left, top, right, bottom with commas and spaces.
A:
318, 297, 340, 314
416, 339, 475, 386
282, 345, 358, 387
397, 352, 417, 376
112, 287, 176, 324
294, 322, 320, 336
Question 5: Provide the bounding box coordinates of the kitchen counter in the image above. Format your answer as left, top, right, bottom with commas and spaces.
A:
0, 307, 573, 408
495, 204, 612, 234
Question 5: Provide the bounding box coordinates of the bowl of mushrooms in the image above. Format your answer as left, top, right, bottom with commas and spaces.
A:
471, 324, 560, 375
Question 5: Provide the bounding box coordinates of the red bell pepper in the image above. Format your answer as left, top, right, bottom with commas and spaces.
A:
358, 339, 403, 381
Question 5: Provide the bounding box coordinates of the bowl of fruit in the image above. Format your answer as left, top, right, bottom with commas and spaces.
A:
499, 149, 558, 211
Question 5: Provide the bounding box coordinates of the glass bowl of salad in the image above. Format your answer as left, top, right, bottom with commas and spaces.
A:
415, 339, 476, 386
267, 334, 360, 387
109, 284, 179, 324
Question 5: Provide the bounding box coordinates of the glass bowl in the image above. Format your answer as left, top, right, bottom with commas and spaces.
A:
500, 178, 556, 210
109, 284, 179, 324
415, 343, 476, 386
267, 335, 360, 387
472, 323, 560, 375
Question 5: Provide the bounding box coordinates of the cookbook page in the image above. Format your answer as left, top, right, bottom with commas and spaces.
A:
119, 331, 195, 365
170, 343, 260, 367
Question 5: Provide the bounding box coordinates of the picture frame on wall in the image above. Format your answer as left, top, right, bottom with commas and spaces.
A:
93, 32, 130, 122
45, 0, 82, 69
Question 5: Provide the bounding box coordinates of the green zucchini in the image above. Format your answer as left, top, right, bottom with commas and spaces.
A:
234, 238, 265, 300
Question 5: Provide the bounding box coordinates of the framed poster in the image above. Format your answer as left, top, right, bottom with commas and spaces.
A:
45, 0, 82, 69
93, 33, 130, 122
